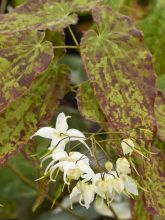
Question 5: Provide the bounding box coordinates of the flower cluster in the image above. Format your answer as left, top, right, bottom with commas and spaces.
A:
31, 112, 138, 210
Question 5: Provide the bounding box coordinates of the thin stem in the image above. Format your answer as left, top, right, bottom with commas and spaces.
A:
53, 45, 79, 49
68, 26, 79, 47
7, 163, 87, 220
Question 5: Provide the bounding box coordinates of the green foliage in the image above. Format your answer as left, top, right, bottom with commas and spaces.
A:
80, 5, 156, 145
0, 30, 53, 113
77, 81, 106, 123
0, 0, 164, 219
137, 0, 165, 76
142, 151, 165, 218
0, 62, 69, 165
0, 0, 101, 33
155, 91, 165, 141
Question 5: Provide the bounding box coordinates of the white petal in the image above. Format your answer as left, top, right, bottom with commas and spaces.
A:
94, 197, 113, 217
83, 185, 95, 209
124, 176, 138, 195
66, 129, 93, 156
66, 129, 85, 140
121, 139, 134, 155
52, 148, 68, 161
48, 137, 66, 150
31, 127, 55, 139
78, 164, 95, 179
55, 112, 71, 133
70, 186, 80, 208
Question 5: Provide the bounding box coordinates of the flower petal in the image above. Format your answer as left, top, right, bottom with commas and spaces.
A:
48, 137, 66, 150
52, 148, 68, 161
31, 127, 55, 139
55, 112, 71, 133
70, 186, 80, 208
66, 129, 85, 139
83, 184, 95, 209
124, 176, 138, 195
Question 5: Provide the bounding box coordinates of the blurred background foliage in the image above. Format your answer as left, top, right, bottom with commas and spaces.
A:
0, 0, 164, 219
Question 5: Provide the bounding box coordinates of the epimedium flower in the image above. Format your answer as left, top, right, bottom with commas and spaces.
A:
121, 138, 135, 155
115, 157, 138, 196
43, 149, 94, 184
116, 157, 131, 176
31, 112, 92, 155
70, 181, 95, 209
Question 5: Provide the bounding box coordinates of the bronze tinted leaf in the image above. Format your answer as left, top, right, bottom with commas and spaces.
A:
0, 62, 70, 165
81, 5, 156, 144
77, 81, 107, 123
155, 91, 165, 141
142, 151, 165, 218
0, 0, 102, 33
0, 30, 54, 113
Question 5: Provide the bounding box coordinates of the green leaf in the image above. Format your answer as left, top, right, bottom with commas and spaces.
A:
104, 0, 124, 10
155, 91, 165, 142
0, 62, 70, 165
142, 151, 165, 218
0, 30, 54, 113
80, 5, 156, 144
0, 0, 102, 33
77, 81, 107, 123
137, 1, 165, 76
131, 192, 153, 220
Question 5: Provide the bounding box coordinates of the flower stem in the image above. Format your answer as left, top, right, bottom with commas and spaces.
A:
53, 45, 79, 49
68, 26, 79, 47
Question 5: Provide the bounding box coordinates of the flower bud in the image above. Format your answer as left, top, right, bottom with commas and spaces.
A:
105, 161, 113, 171
121, 138, 134, 155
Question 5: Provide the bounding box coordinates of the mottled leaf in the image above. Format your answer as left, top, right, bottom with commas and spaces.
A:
155, 91, 165, 141
142, 151, 165, 218
0, 30, 53, 113
81, 5, 156, 144
137, 1, 165, 75
77, 81, 107, 123
0, 0, 102, 33
104, 0, 124, 10
131, 192, 153, 220
0, 62, 70, 165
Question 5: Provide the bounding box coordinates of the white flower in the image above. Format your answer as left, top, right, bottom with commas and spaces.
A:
105, 161, 113, 172
31, 112, 92, 154
70, 181, 95, 209
121, 138, 135, 155
44, 150, 94, 184
116, 157, 131, 176
123, 175, 138, 196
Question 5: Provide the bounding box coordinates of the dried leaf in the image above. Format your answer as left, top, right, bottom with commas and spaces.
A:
0, 62, 70, 165
0, 30, 53, 113
80, 5, 156, 144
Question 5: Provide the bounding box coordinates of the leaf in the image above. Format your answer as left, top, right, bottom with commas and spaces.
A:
131, 192, 153, 220
137, 1, 165, 76
155, 91, 165, 141
32, 177, 49, 212
0, 30, 53, 113
77, 81, 107, 123
142, 151, 165, 218
104, 0, 124, 10
0, 0, 102, 34
0, 62, 70, 165
80, 5, 156, 144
